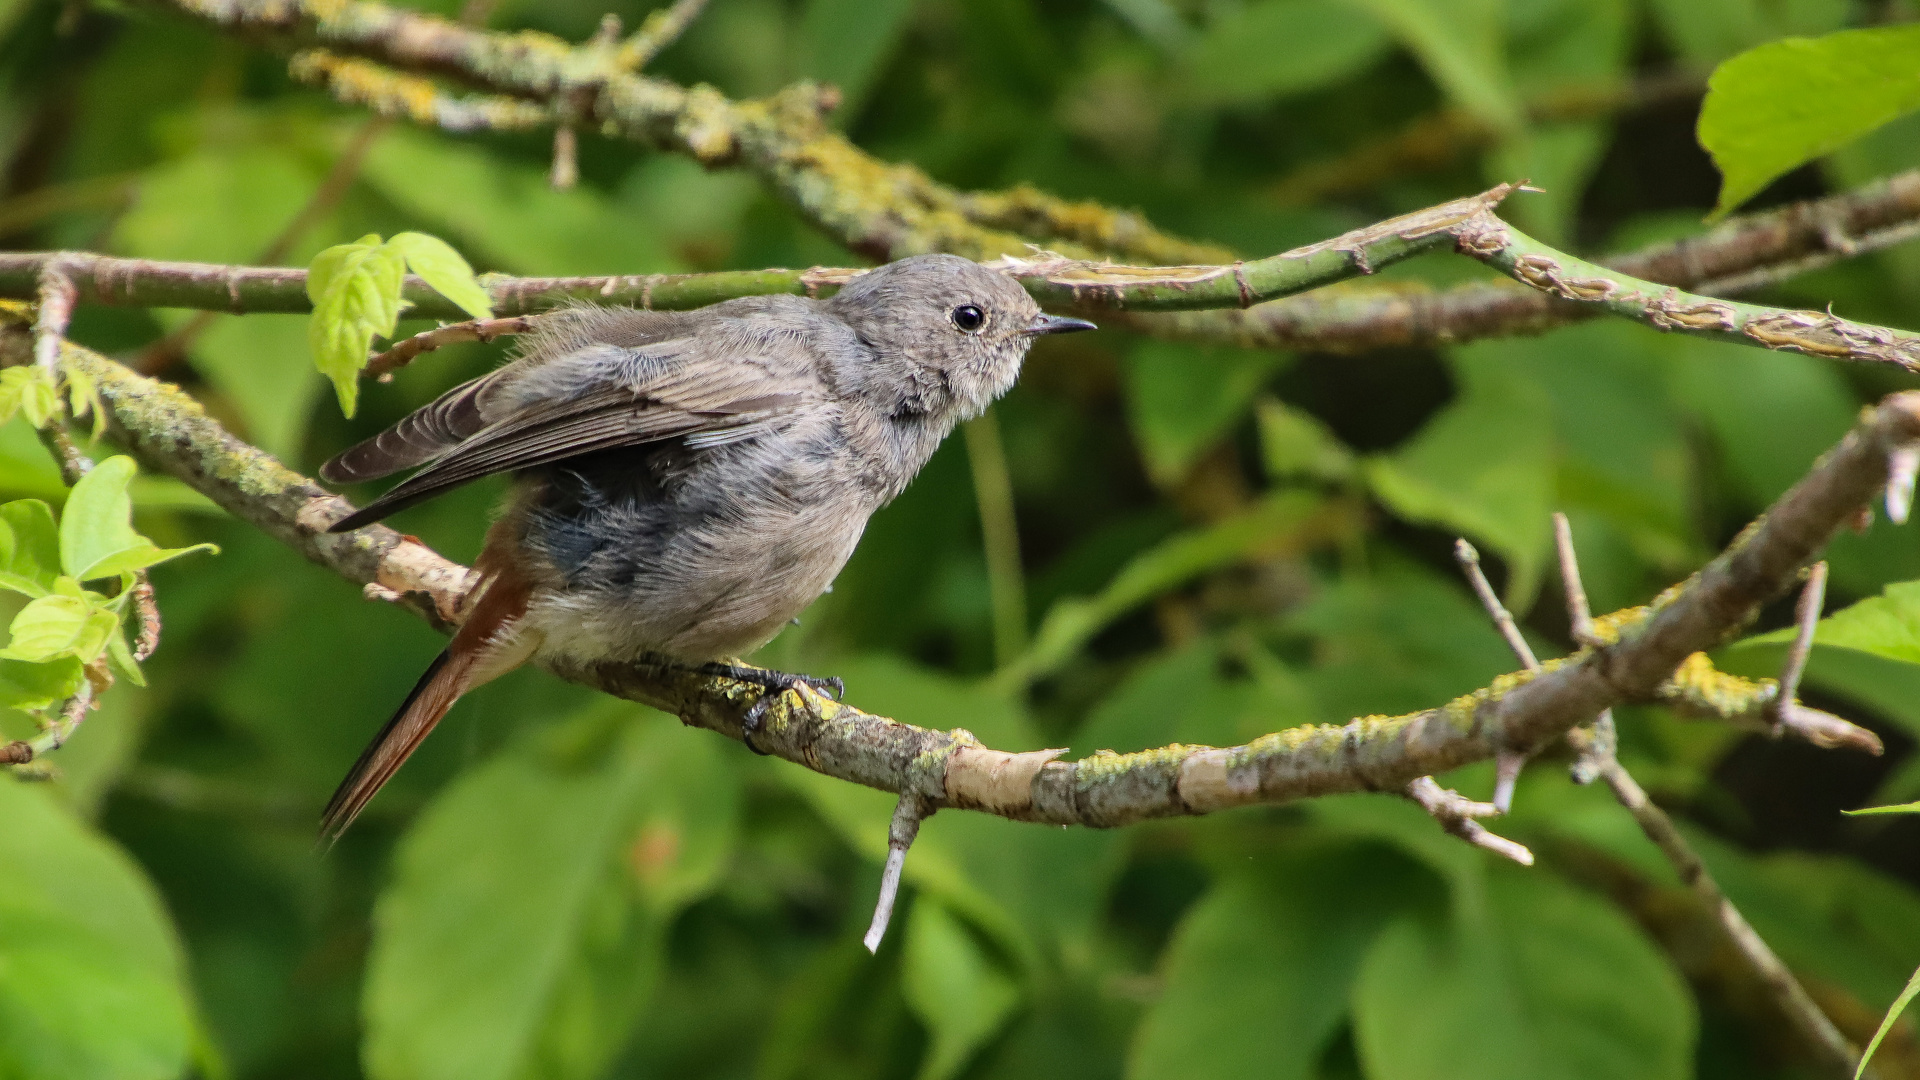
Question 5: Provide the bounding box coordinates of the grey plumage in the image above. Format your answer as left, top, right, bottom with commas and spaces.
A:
316, 254, 1094, 838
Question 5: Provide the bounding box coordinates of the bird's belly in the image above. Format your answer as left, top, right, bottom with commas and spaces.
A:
526, 499, 866, 665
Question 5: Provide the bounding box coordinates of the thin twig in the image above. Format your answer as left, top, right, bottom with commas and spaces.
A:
1555, 513, 1616, 784
865, 793, 930, 952
365, 315, 541, 379
1453, 537, 1537, 813
1592, 753, 1867, 1079
617, 0, 712, 71
1772, 562, 1828, 735
1404, 776, 1534, 864
1556, 522, 1865, 1079
1453, 539, 1536, 666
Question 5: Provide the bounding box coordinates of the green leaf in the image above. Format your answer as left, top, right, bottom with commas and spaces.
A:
0, 776, 193, 1080
387, 232, 494, 321
1342, 0, 1521, 132
364, 704, 739, 1080
1699, 24, 1920, 217
902, 900, 1019, 1080
307, 235, 407, 417
1353, 864, 1695, 1080
1182, 0, 1389, 103
797, 0, 920, 110
106, 625, 145, 687
0, 594, 116, 663
1129, 841, 1428, 1080
1858, 965, 1920, 1079
0, 655, 83, 709
1019, 491, 1323, 681
1365, 361, 1554, 605
1255, 397, 1355, 484
59, 456, 216, 582
1847, 802, 1920, 817
1122, 341, 1287, 488
183, 313, 323, 460
1775, 580, 1920, 665
0, 500, 62, 597
0, 366, 60, 430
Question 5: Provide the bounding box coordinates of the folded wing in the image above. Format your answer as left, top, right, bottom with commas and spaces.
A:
324, 336, 810, 533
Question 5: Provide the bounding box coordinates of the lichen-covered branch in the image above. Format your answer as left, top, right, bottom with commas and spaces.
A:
133, 0, 1920, 356
20, 313, 1914, 832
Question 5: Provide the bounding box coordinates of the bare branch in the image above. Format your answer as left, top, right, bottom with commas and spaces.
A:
865, 793, 931, 953
1588, 750, 1867, 1079
365, 314, 542, 378
1555, 513, 1616, 785
1405, 775, 1534, 865
1772, 562, 1828, 735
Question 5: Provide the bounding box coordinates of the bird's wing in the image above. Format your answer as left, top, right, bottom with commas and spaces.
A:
326, 339, 810, 533
320, 307, 704, 485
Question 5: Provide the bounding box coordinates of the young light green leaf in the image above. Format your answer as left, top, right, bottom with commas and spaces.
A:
106, 624, 146, 687
0, 593, 116, 663
0, 365, 60, 429
1257, 397, 1355, 484
1856, 964, 1920, 1079
60, 456, 217, 582
307, 235, 408, 416
1700, 24, 1920, 217
387, 231, 494, 321
0, 654, 84, 709
0, 499, 61, 597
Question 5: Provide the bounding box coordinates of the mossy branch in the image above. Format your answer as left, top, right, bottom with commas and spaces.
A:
11, 313, 1907, 838
133, 0, 1920, 353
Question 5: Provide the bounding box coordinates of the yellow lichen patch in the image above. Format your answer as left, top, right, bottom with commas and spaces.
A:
1661, 652, 1772, 719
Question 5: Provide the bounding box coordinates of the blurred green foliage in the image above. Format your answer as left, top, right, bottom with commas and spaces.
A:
6, 1, 1920, 1079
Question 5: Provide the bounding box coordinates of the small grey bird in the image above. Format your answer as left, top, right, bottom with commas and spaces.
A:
316, 254, 1094, 839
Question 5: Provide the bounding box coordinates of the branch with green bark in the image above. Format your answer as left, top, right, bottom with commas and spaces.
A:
130, 0, 1920, 355
8, 183, 1920, 379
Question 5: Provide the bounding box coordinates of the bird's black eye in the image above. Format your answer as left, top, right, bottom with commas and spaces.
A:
950, 304, 986, 333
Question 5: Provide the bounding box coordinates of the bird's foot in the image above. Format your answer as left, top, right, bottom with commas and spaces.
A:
698, 662, 845, 754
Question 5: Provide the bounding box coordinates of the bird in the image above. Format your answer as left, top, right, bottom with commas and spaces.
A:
315, 254, 1095, 841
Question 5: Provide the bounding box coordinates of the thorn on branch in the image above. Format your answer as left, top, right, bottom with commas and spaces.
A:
1405, 776, 1534, 865
865, 792, 931, 953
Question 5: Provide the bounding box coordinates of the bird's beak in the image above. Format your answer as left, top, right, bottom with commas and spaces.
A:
1022, 313, 1097, 336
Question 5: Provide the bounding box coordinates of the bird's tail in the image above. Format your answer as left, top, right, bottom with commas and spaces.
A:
319, 553, 536, 843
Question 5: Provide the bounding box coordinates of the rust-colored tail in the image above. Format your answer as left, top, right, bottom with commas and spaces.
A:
319, 550, 534, 843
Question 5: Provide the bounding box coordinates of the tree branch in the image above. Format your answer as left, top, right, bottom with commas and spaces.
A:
9, 188, 1920, 377
18, 313, 1915, 833
129, 0, 1920, 355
